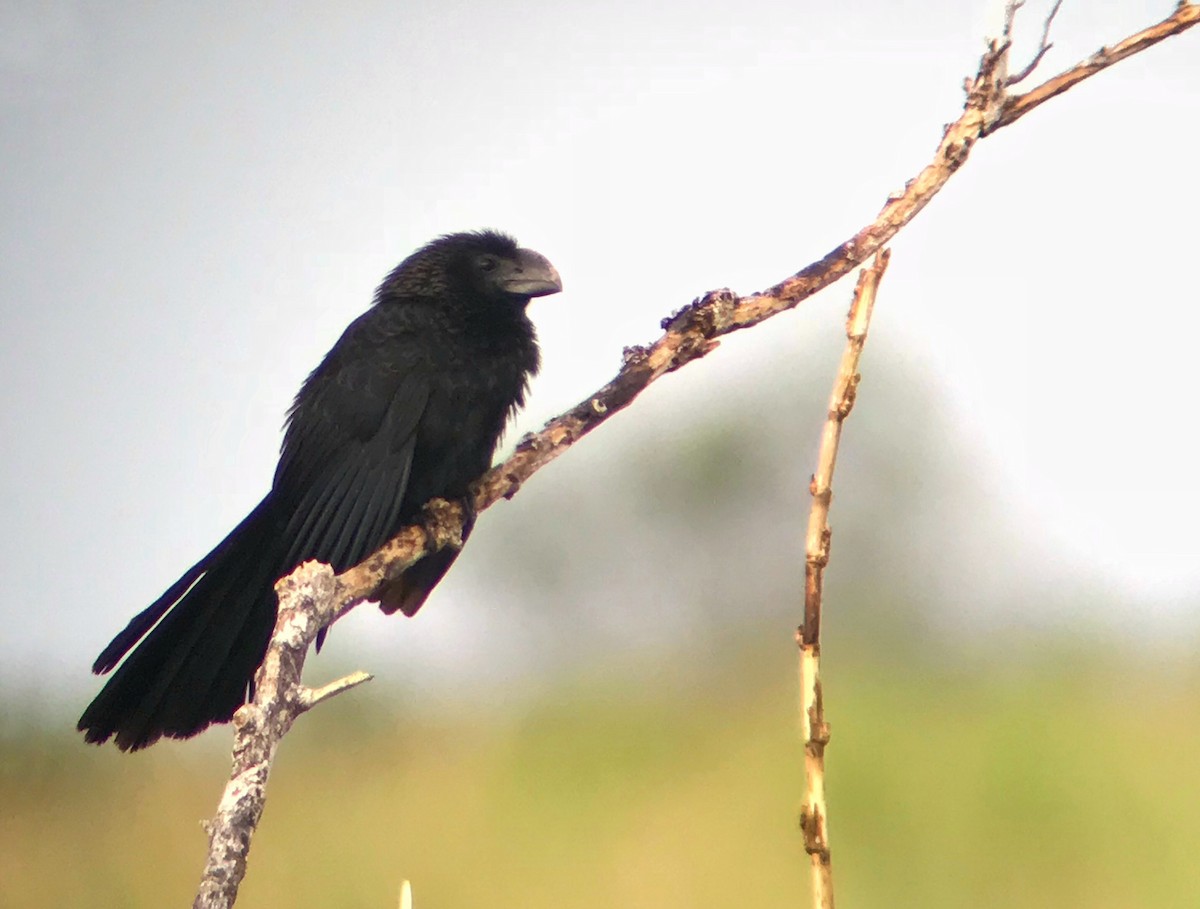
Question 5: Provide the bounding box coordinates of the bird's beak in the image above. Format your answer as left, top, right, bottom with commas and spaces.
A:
501, 248, 563, 298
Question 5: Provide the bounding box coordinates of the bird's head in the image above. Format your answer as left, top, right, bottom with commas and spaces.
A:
377, 230, 562, 307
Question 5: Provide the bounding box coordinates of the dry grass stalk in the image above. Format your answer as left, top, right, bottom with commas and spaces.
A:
798, 250, 891, 909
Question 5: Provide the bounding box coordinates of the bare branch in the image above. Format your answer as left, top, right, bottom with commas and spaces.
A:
798, 250, 891, 909
194, 561, 346, 909
190, 6, 1199, 905
194, 501, 471, 906
328, 2, 1198, 624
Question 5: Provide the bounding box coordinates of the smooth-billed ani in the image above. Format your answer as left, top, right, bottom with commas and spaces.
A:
78, 230, 561, 750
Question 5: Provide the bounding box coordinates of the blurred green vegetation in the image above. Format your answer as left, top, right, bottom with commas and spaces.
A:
4, 640, 1199, 908
10, 351, 1198, 907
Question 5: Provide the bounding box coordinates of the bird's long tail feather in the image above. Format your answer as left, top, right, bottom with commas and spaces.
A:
77, 498, 284, 751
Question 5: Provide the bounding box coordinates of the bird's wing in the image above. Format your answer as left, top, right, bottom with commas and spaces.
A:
275, 351, 432, 574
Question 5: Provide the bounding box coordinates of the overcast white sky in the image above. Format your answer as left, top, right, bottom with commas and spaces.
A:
2, 1, 1198, 706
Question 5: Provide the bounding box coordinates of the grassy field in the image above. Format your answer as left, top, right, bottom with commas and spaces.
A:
3, 646, 1198, 908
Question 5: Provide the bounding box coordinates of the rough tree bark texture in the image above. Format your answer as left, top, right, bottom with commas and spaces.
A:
194, 503, 465, 909
194, 563, 370, 909
192, 5, 1200, 906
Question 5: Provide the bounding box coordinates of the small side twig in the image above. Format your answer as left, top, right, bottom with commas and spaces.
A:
798, 250, 891, 909
993, 4, 1199, 132
1007, 0, 1065, 86
299, 670, 374, 711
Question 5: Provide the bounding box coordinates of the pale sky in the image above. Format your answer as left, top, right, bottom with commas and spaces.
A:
2, 1, 1198, 706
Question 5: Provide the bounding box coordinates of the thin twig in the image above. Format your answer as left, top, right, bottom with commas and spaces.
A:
299, 670, 374, 711
798, 250, 891, 909
1002, 0, 1026, 42
993, 0, 1027, 85
1007, 0, 1065, 86
993, 4, 1199, 132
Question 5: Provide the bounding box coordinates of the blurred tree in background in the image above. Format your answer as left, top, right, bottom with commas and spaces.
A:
5, 344, 1197, 907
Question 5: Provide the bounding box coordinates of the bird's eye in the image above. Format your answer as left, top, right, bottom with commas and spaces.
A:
478, 256, 498, 272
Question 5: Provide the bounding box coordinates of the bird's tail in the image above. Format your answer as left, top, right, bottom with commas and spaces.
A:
78, 498, 286, 751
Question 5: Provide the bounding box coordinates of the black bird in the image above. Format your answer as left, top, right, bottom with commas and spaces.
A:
79, 230, 561, 750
